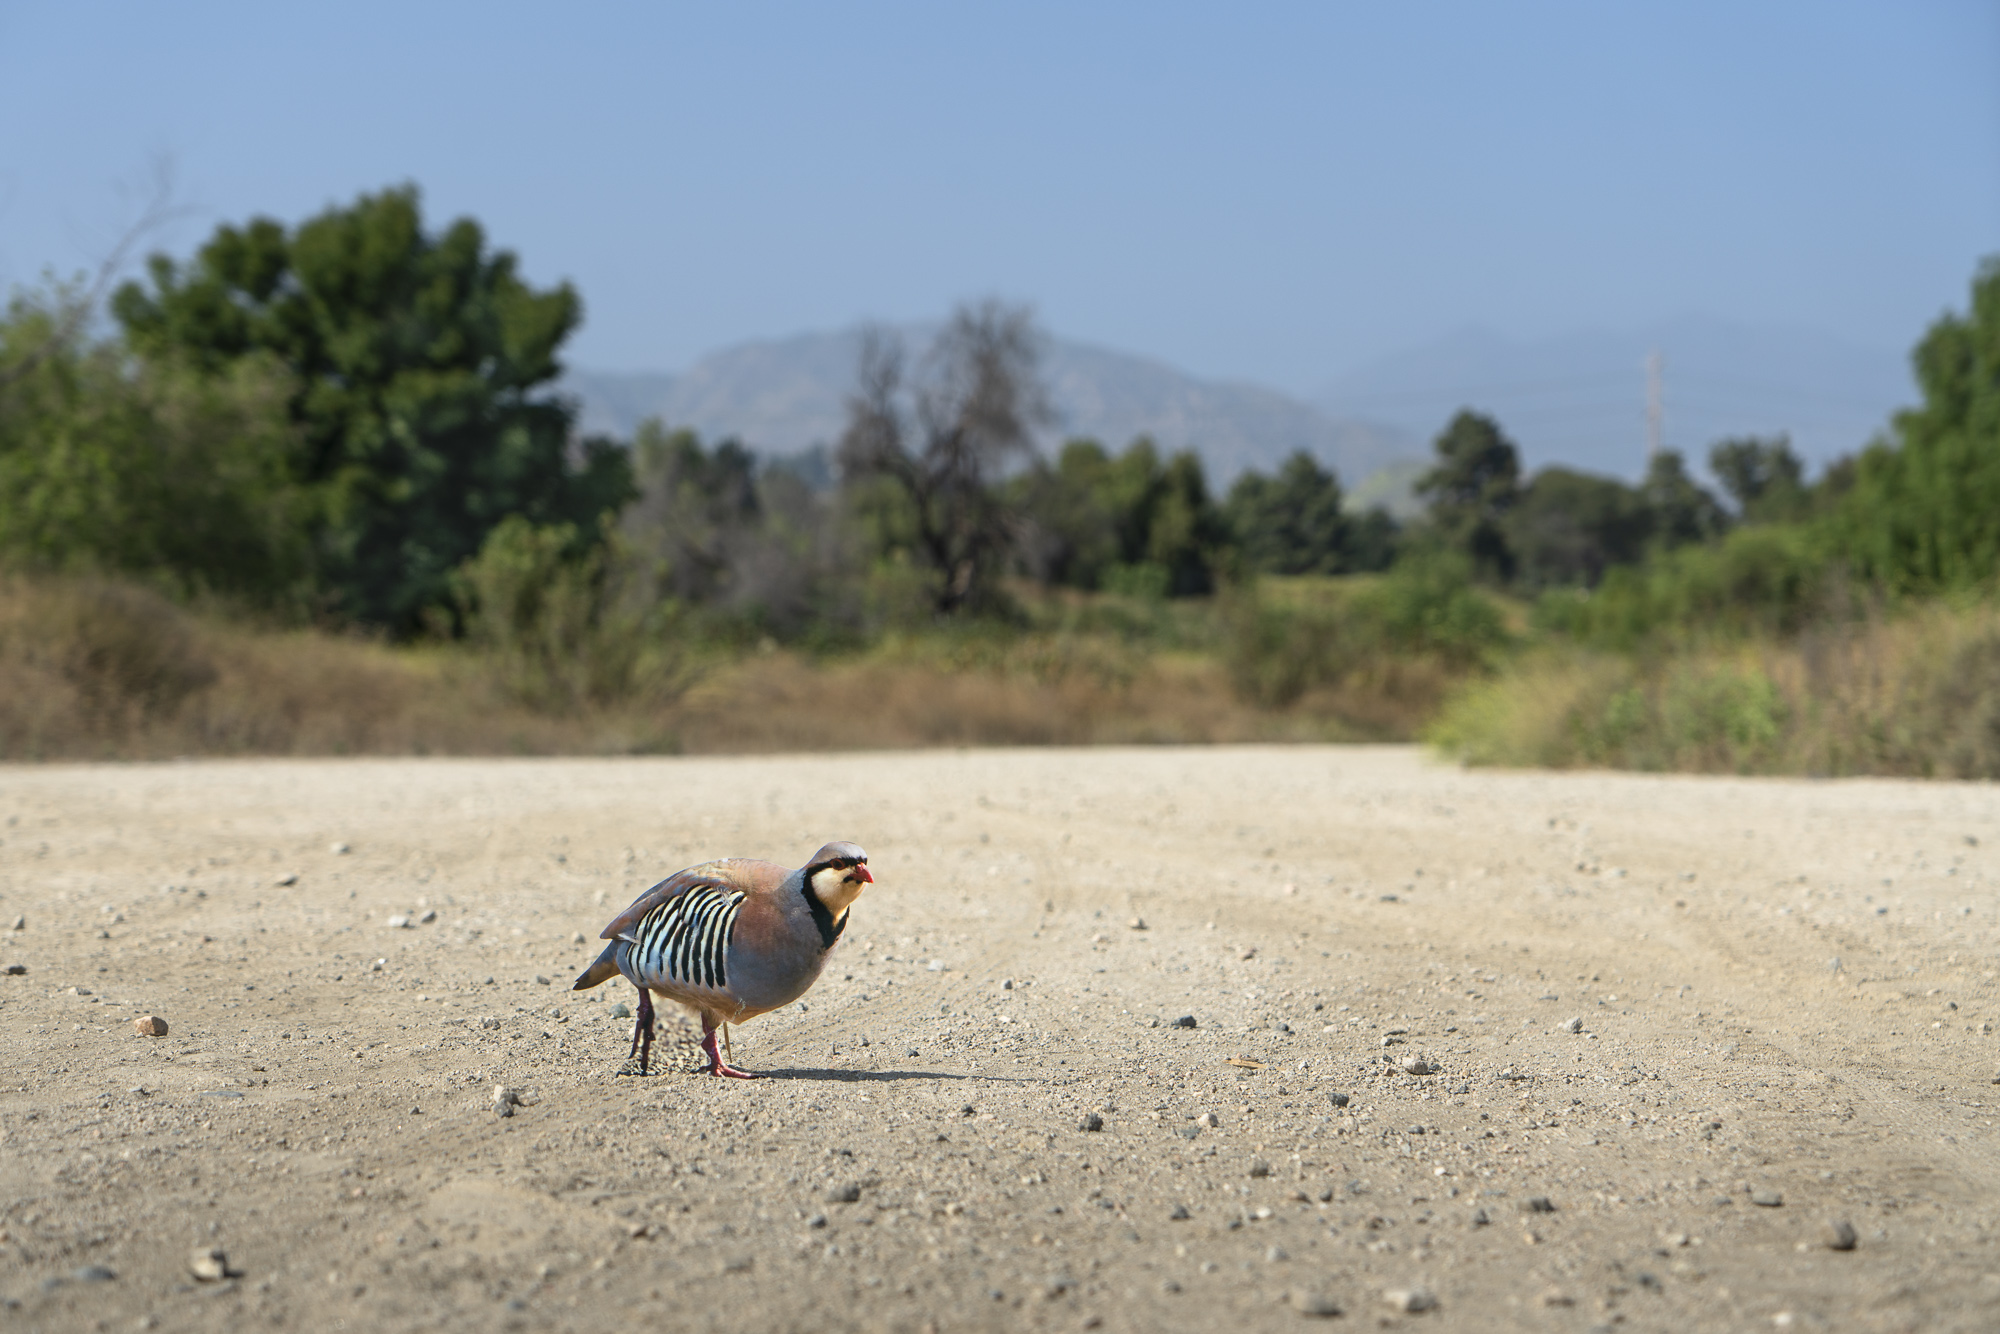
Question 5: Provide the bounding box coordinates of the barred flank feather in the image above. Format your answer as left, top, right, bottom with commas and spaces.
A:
634, 886, 746, 991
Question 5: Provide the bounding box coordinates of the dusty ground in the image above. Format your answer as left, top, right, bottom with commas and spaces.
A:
2, 746, 1998, 1333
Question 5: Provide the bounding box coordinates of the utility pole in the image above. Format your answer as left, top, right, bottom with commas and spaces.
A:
1644, 350, 1664, 465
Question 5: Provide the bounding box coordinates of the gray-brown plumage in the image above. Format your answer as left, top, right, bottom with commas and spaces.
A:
572, 841, 870, 1077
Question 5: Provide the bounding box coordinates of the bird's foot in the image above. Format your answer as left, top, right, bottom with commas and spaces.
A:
703, 1059, 759, 1079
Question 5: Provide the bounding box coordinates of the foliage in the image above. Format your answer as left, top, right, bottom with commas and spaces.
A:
1833, 256, 2000, 594
1709, 434, 1807, 523
1640, 448, 1730, 549
1225, 450, 1355, 575
1502, 466, 1651, 590
1415, 410, 1521, 579
838, 301, 1048, 615
0, 285, 309, 601
1011, 435, 1229, 597
111, 184, 632, 630
454, 516, 691, 713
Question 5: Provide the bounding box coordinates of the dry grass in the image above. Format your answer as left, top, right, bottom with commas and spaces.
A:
1429, 598, 2000, 778
0, 575, 1455, 760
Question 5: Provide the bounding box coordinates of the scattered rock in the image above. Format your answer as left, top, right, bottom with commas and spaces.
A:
1197, 1112, 1220, 1128
133, 1015, 168, 1037
1399, 1056, 1436, 1076
1079, 1112, 1104, 1132
1751, 1190, 1784, 1208
385, 915, 411, 929
825, 1183, 863, 1204
188, 1247, 229, 1281
1470, 1208, 1490, 1227
330, 842, 350, 854
1822, 1218, 1858, 1251
8, 914, 23, 931
608, 1002, 631, 1019
275, 873, 299, 887
369, 959, 385, 972
1002, 979, 1015, 990
1328, 1092, 1350, 1108
1560, 1017, 1584, 1034
1524, 1196, 1556, 1213
479, 1016, 501, 1030
418, 910, 437, 925
1172, 1014, 1197, 1029
1289, 1289, 1341, 1317
1169, 1204, 1190, 1220
4, 963, 24, 976
1264, 1245, 1288, 1262
571, 930, 586, 944
534, 975, 550, 986
1384, 1287, 1436, 1314
493, 1086, 524, 1117
1540, 1287, 1574, 1307
1249, 1159, 1272, 1178
73, 1264, 116, 1283
1128, 917, 1147, 930
1379, 1034, 1405, 1047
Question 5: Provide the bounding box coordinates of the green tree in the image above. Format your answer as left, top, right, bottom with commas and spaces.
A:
1642, 448, 1730, 550
1504, 467, 1651, 588
1839, 255, 2000, 591
112, 185, 632, 630
1415, 410, 1521, 580
0, 284, 308, 599
1709, 435, 1806, 523
1225, 450, 1353, 575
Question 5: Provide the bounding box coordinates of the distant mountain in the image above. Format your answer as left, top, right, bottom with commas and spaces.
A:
562, 327, 1419, 493
1315, 316, 1914, 483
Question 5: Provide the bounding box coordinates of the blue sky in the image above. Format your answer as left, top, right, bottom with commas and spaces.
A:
2, 2, 1994, 397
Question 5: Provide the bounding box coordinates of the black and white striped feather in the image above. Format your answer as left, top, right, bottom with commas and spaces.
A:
626, 884, 747, 991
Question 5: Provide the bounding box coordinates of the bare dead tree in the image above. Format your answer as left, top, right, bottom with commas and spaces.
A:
0, 157, 187, 389
837, 300, 1050, 614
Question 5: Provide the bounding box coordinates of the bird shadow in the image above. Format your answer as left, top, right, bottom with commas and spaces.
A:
756, 1066, 1033, 1085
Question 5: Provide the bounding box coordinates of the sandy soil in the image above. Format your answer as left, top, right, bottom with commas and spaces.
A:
2, 746, 1998, 1332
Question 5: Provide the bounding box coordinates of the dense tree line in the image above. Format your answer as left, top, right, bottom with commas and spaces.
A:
2, 184, 1994, 658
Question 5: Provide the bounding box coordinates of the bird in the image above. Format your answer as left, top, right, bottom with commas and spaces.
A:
571, 841, 871, 1078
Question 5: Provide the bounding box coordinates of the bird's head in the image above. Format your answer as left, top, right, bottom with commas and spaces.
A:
804, 841, 872, 916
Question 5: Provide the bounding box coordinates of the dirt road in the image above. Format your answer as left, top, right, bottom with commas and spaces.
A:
2, 747, 1998, 1331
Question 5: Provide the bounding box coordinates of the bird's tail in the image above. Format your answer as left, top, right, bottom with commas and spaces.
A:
572, 940, 622, 991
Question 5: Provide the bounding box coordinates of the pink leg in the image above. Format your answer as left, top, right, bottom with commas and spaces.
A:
700, 1015, 757, 1079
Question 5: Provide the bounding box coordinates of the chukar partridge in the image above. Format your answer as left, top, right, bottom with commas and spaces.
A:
572, 841, 870, 1078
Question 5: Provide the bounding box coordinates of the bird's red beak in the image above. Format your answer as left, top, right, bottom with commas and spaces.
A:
854, 865, 874, 883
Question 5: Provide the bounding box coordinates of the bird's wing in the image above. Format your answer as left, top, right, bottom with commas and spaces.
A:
600, 859, 789, 941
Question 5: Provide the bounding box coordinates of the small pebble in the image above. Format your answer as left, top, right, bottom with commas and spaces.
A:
9, 914, 24, 931
133, 1015, 169, 1037
73, 1264, 116, 1283
4, 963, 25, 976
1264, 1245, 1288, 1262
1822, 1218, 1857, 1251
1399, 1056, 1436, 1076
480, 1016, 501, 1030
418, 909, 437, 924
1524, 1196, 1556, 1213
571, 930, 586, 944
385, 915, 410, 929
330, 842, 350, 854
1128, 917, 1147, 930
493, 1086, 523, 1117
608, 1002, 631, 1018
1249, 1159, 1271, 1178
534, 975, 550, 985
1560, 1017, 1584, 1034
1289, 1289, 1341, 1317
1169, 1204, 1190, 1220
1751, 1191, 1784, 1208
1079, 1112, 1104, 1132
825, 1183, 862, 1204
1384, 1287, 1436, 1314
1328, 1091, 1350, 1108
188, 1248, 229, 1282
1197, 1112, 1220, 1128
1172, 1014, 1197, 1029
275, 873, 299, 887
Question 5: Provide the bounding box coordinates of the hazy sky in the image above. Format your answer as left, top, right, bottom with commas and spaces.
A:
3, 2, 1994, 395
